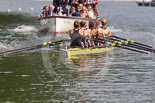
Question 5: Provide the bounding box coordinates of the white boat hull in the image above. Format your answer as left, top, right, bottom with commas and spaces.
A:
39, 16, 92, 35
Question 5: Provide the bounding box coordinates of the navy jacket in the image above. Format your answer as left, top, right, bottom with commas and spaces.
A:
72, 12, 81, 17
53, 0, 68, 8
68, 0, 85, 5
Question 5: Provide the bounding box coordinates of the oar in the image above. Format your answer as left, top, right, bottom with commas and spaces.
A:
93, 39, 148, 54
109, 35, 153, 49
103, 37, 155, 53
0, 39, 70, 55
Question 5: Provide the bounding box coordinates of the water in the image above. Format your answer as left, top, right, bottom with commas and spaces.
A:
0, 1, 155, 103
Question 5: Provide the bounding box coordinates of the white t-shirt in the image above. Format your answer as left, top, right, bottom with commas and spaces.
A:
88, 10, 96, 19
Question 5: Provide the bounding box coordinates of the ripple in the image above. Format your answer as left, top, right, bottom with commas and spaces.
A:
21, 75, 30, 77
0, 71, 13, 74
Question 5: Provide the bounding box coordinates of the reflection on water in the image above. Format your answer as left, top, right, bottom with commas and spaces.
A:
39, 48, 155, 102
69, 54, 113, 68
40, 49, 115, 102
0, 47, 155, 103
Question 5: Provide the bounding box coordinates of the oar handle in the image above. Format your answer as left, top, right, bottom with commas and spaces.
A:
107, 37, 155, 53
116, 45, 148, 54
110, 35, 153, 48
93, 39, 148, 54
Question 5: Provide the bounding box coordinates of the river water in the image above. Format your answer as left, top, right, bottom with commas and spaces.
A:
0, 1, 155, 103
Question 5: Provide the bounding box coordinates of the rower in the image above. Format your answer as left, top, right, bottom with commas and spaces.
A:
79, 21, 87, 36
79, 21, 87, 47
95, 19, 104, 39
69, 20, 83, 47
95, 19, 100, 29
101, 19, 111, 36
94, 19, 105, 46
83, 20, 96, 47
100, 18, 113, 44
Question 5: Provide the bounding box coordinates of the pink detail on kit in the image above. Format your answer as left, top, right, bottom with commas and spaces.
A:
81, 42, 85, 48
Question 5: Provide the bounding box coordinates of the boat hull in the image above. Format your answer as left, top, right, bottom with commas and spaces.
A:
39, 16, 93, 35
67, 47, 114, 58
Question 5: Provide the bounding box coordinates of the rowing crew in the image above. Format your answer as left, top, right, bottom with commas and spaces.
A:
69, 19, 111, 48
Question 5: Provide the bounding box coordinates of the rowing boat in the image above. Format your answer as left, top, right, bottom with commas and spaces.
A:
67, 47, 114, 58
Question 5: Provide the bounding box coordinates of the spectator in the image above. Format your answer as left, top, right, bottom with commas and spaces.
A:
53, 0, 68, 15
48, 5, 53, 16
86, 0, 99, 19
86, 0, 98, 5
79, 10, 85, 17
69, 0, 79, 10
83, 6, 92, 18
92, 1, 100, 19
87, 0, 93, 5
87, 5, 95, 19
83, 6, 88, 13
38, 6, 47, 19
78, 0, 85, 4
71, 6, 81, 17
79, 3, 83, 10
77, 5, 81, 12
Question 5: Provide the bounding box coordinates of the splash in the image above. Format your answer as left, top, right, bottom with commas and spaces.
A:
108, 26, 122, 33
0, 42, 14, 52
0, 39, 23, 53
8, 25, 38, 34
146, 32, 155, 48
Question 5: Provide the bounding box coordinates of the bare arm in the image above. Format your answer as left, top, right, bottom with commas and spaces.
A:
69, 29, 74, 35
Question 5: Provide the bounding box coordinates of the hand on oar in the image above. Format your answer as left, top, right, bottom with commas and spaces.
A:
93, 39, 149, 54
0, 39, 70, 55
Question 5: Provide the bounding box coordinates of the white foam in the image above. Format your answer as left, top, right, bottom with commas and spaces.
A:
108, 26, 122, 33
8, 25, 38, 34
0, 43, 10, 50
0, 41, 14, 52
